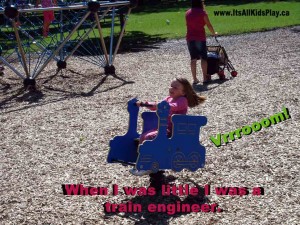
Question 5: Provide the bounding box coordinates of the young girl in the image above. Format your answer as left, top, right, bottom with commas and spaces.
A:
186, 0, 217, 84
130, 77, 206, 176
35, 0, 57, 37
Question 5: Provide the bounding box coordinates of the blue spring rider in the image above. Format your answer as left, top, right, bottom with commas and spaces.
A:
107, 98, 207, 174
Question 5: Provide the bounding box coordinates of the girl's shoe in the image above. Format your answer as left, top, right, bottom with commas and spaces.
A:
203, 75, 212, 84
193, 79, 200, 85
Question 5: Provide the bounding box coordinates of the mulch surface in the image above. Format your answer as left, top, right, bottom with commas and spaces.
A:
0, 26, 299, 224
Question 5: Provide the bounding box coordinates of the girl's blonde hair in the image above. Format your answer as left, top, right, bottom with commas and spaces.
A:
176, 77, 206, 107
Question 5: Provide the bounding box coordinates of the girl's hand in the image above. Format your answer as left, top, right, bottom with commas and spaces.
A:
135, 101, 142, 107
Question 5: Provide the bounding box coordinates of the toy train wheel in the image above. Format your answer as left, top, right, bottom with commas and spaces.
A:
151, 161, 159, 173
218, 70, 225, 76
172, 152, 185, 172
231, 71, 238, 77
188, 152, 201, 171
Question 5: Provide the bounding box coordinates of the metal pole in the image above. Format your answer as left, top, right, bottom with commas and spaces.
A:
0, 56, 26, 79
32, 11, 92, 79
17, 28, 60, 61
64, 8, 111, 62
11, 20, 30, 78
112, 7, 132, 65
108, 7, 116, 65
94, 10, 110, 65
59, 9, 64, 60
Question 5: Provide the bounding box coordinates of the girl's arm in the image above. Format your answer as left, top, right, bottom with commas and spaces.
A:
145, 102, 157, 111
204, 15, 217, 36
136, 101, 157, 111
137, 97, 187, 112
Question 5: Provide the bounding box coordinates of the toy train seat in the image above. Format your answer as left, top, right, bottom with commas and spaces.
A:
107, 98, 207, 172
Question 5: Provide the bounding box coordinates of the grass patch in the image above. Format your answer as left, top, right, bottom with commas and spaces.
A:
125, 1, 300, 39
1, 1, 299, 54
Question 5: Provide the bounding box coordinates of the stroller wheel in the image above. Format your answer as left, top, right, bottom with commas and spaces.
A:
231, 71, 238, 77
218, 71, 226, 80
219, 75, 226, 80
218, 70, 225, 76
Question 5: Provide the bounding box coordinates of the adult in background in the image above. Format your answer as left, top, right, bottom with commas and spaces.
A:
186, 0, 217, 84
35, 0, 57, 37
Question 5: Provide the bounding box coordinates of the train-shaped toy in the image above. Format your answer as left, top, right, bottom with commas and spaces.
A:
107, 98, 207, 173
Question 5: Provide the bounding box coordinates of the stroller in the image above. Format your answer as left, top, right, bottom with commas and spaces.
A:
207, 37, 237, 80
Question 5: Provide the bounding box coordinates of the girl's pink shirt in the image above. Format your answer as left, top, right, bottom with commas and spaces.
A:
146, 96, 188, 130
185, 8, 207, 41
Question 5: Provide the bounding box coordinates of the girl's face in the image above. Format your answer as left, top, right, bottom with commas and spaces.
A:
169, 80, 185, 99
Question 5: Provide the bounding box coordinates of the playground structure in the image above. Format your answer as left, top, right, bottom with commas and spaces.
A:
0, 0, 136, 88
107, 98, 207, 174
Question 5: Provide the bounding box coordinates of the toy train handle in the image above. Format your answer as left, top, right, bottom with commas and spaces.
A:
134, 102, 154, 107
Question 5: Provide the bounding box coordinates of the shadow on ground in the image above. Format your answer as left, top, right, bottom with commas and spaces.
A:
103, 175, 209, 225
0, 69, 134, 113
192, 77, 234, 93
118, 31, 168, 53
61, 31, 167, 56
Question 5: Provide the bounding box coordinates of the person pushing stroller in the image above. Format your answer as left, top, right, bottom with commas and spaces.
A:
186, 0, 217, 84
